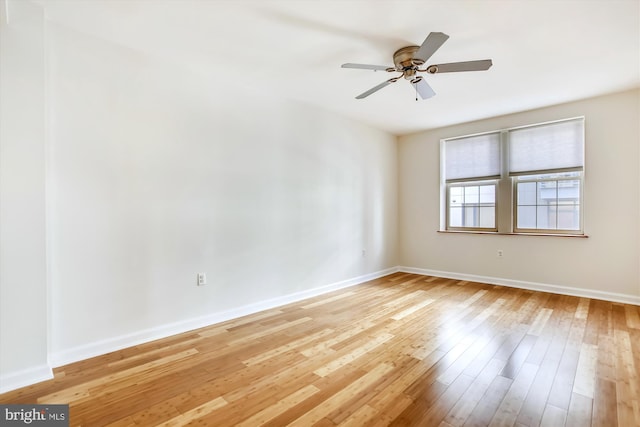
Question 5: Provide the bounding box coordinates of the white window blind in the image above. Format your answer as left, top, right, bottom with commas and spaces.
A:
444, 132, 501, 182
508, 118, 584, 176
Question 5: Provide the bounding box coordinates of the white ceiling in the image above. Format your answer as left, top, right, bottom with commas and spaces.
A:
35, 0, 640, 135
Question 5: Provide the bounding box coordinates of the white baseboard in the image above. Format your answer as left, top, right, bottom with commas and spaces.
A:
49, 266, 400, 368
0, 364, 53, 394
398, 266, 640, 306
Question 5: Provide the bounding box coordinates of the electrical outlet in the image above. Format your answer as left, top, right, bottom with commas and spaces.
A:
497, 250, 503, 258
197, 273, 207, 286
362, 249, 366, 257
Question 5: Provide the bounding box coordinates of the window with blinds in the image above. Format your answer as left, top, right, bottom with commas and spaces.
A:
443, 132, 500, 231
441, 117, 585, 234
510, 118, 584, 233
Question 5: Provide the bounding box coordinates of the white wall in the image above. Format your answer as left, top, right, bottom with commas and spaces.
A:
46, 24, 397, 363
0, 0, 51, 391
399, 89, 640, 301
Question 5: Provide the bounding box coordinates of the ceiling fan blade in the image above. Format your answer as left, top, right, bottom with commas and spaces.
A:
355, 79, 395, 99
428, 59, 493, 73
411, 77, 436, 100
415, 32, 449, 63
342, 63, 392, 71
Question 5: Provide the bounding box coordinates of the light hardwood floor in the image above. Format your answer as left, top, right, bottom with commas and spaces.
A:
1, 273, 639, 426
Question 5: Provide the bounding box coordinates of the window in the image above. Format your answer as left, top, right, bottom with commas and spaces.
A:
441, 117, 584, 235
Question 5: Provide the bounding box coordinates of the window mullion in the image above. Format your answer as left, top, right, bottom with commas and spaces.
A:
555, 181, 560, 230
497, 130, 511, 233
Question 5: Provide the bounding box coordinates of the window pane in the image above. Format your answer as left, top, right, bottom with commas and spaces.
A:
464, 206, 478, 227
538, 181, 556, 205
450, 186, 463, 205
517, 206, 536, 229
517, 182, 536, 205
557, 205, 580, 230
479, 206, 495, 228
479, 185, 495, 203
537, 205, 556, 229
558, 179, 580, 201
449, 207, 463, 227
464, 186, 479, 204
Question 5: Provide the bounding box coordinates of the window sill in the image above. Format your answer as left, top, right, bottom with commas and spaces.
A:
437, 230, 588, 238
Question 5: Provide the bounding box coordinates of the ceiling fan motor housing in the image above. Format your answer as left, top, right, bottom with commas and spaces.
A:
393, 46, 423, 79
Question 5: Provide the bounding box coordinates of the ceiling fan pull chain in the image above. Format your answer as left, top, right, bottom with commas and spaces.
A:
415, 82, 418, 101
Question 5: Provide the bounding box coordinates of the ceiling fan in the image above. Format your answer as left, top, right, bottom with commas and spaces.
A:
342, 32, 492, 100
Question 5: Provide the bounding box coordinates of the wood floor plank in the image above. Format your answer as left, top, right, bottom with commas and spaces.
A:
547, 345, 580, 410
1, 273, 638, 427
515, 354, 561, 427
226, 316, 312, 345
539, 404, 567, 427
437, 333, 498, 386
415, 373, 476, 427
390, 298, 436, 321
128, 396, 182, 426
313, 333, 394, 378
235, 384, 320, 427
158, 396, 227, 427
593, 377, 619, 427
299, 320, 376, 357
575, 298, 590, 320
488, 362, 538, 427
301, 291, 356, 309
625, 305, 640, 329
366, 393, 413, 427
337, 403, 379, 426
288, 363, 394, 426
462, 374, 513, 427
614, 328, 639, 427
573, 342, 599, 398
499, 334, 537, 380
242, 327, 335, 366
566, 392, 593, 427
528, 308, 554, 336
37, 348, 199, 404
444, 358, 505, 427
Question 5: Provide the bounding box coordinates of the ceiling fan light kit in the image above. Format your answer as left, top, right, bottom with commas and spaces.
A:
341, 32, 493, 100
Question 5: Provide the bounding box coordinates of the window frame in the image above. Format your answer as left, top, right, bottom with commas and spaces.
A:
441, 117, 585, 236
